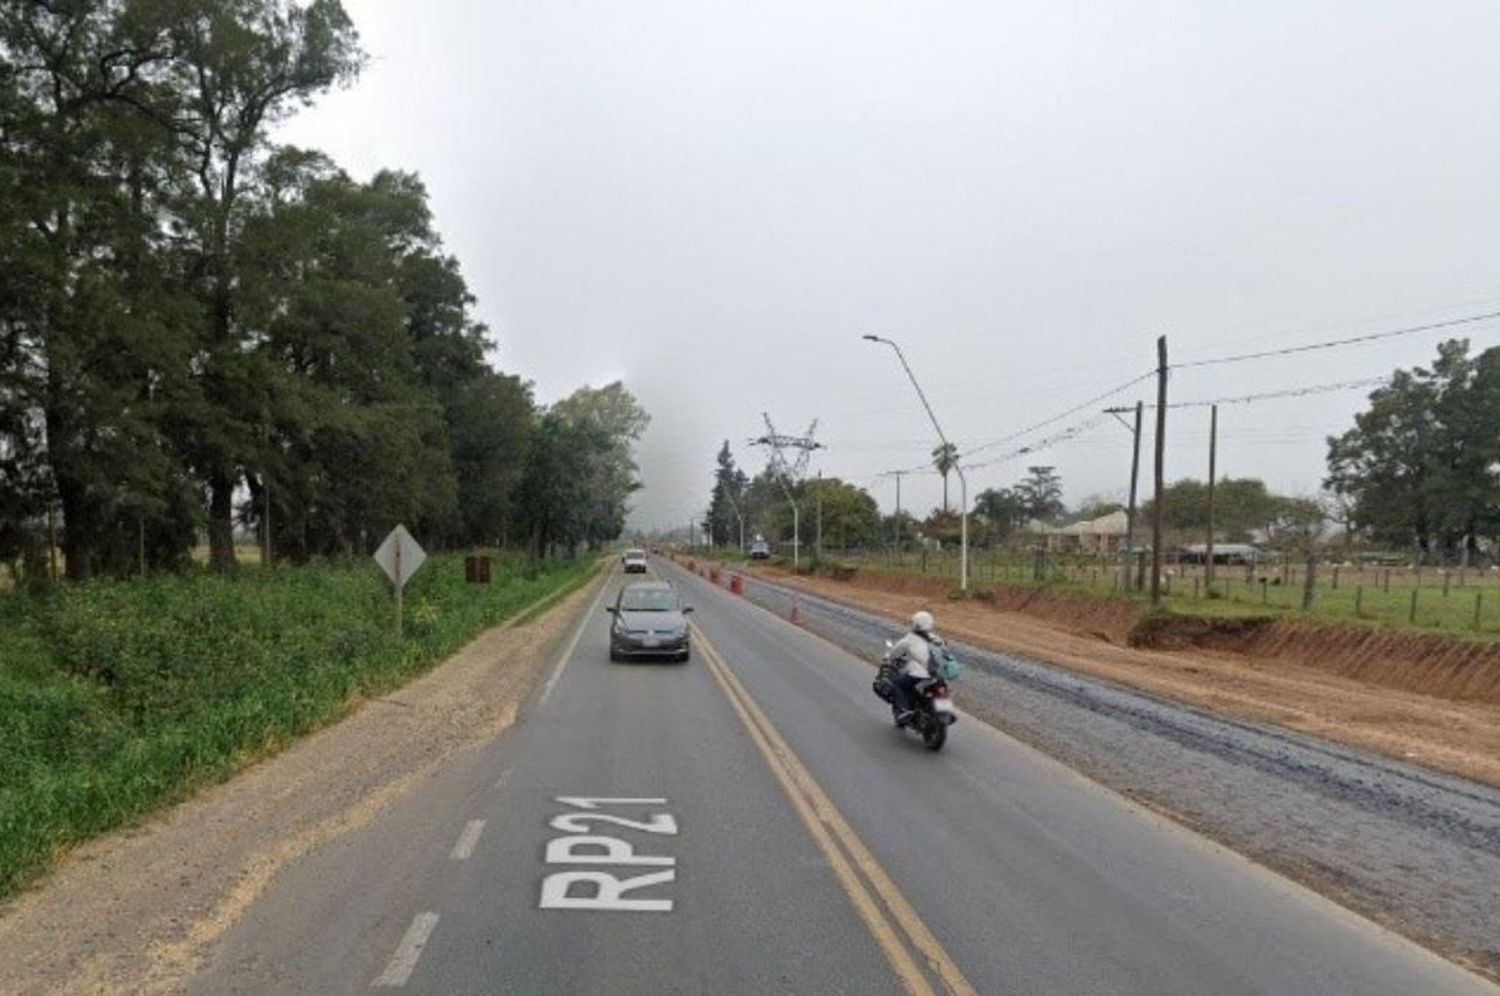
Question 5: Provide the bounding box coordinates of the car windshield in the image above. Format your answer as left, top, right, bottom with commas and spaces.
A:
619, 589, 677, 612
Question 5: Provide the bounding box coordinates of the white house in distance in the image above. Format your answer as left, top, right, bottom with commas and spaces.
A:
1026, 509, 1130, 554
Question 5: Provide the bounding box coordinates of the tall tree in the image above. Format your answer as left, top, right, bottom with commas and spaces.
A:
1015, 465, 1065, 523
167, 0, 363, 570
931, 442, 958, 512
706, 441, 746, 548
973, 487, 1026, 546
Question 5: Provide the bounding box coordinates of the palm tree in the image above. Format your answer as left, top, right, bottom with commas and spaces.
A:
931, 442, 959, 512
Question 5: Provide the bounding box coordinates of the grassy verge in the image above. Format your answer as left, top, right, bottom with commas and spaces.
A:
0, 552, 599, 899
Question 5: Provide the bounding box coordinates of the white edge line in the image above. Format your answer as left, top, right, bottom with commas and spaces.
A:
450, 819, 486, 860
539, 569, 612, 705
371, 911, 440, 987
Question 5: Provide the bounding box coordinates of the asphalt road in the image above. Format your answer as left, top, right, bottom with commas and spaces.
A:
187, 558, 1497, 995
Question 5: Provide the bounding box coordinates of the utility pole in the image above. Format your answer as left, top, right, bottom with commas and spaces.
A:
1105, 402, 1144, 591
815, 470, 823, 563
1205, 404, 1217, 586
894, 471, 904, 554
1150, 336, 1169, 609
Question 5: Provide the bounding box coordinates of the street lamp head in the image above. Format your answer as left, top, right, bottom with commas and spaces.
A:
861, 333, 887, 344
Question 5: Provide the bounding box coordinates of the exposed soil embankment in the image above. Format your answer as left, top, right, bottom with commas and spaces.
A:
1132, 612, 1500, 705
788, 564, 1500, 707
745, 564, 1500, 787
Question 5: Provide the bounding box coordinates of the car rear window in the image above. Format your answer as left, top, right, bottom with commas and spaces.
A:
620, 589, 677, 611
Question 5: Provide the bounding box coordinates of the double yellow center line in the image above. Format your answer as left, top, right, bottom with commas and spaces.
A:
692, 621, 977, 996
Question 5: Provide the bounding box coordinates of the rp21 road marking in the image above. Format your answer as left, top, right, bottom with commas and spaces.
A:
539, 797, 680, 912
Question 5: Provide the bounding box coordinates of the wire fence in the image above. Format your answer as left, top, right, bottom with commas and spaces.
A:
743, 545, 1500, 636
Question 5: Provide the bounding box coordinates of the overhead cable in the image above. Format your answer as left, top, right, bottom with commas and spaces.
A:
1172, 309, 1500, 370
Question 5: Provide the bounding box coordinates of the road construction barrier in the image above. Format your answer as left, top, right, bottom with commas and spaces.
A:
730, 574, 743, 595
790, 601, 802, 626
710, 566, 721, 585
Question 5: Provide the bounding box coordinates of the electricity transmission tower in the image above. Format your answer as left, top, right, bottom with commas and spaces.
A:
750, 413, 823, 568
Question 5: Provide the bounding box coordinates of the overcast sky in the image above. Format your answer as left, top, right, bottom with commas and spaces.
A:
281, 0, 1500, 531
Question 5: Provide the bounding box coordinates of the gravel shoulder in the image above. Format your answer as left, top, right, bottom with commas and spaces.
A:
0, 572, 604, 996
730, 564, 1500, 982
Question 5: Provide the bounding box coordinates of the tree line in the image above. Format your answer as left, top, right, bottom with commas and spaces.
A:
1326, 338, 1500, 562
0, 1, 645, 585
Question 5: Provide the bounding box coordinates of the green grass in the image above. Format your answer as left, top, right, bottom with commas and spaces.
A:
0, 552, 598, 899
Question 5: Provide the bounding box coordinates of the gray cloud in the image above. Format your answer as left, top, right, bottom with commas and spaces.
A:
282, 0, 1500, 530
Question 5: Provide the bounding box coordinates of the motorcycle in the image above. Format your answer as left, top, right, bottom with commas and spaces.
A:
872, 640, 963, 752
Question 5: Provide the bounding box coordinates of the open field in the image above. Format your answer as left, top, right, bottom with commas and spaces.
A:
0, 552, 598, 900
694, 546, 1500, 637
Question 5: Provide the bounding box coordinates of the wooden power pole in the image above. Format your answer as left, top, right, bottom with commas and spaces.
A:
1150, 336, 1168, 609
1206, 403, 1217, 586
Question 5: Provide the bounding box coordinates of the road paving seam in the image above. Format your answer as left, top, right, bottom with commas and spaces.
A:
450, 819, 487, 860
692, 621, 978, 996
371, 911, 440, 988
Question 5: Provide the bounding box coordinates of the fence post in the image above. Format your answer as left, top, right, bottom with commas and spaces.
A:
1355, 584, 1363, 618
1332, 566, 1340, 590
1193, 577, 1200, 599
1474, 591, 1483, 632
1409, 587, 1418, 625
1443, 572, 1451, 598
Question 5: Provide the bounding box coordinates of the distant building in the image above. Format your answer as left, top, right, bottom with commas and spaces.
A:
1025, 509, 1130, 554
1178, 542, 1260, 565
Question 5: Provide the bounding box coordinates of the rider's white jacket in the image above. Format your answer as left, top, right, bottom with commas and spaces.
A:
888, 632, 943, 679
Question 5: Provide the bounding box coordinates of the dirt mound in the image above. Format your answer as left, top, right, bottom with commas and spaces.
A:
973, 586, 1144, 644
1129, 613, 1278, 652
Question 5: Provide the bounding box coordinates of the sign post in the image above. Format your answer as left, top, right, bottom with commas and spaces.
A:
374, 524, 427, 637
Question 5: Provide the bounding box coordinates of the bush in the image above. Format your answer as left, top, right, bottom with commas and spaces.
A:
0, 553, 596, 898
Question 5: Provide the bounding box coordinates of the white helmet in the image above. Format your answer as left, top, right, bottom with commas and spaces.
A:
911, 610, 935, 634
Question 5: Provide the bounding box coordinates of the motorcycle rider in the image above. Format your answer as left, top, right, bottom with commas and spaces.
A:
885, 610, 944, 726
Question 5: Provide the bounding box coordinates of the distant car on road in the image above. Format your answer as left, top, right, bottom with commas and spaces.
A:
622, 548, 648, 573
749, 537, 771, 560
608, 581, 692, 662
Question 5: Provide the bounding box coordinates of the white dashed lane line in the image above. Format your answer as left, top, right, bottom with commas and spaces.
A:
371, 912, 440, 988
450, 820, 487, 861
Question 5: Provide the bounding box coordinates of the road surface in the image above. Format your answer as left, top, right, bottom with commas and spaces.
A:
187, 558, 1496, 995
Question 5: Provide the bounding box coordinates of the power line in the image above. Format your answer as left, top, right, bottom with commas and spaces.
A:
958, 369, 1156, 460
963, 415, 1106, 473
1157, 376, 1388, 409
1172, 309, 1500, 370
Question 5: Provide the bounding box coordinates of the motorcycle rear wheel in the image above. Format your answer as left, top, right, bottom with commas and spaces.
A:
922, 721, 947, 752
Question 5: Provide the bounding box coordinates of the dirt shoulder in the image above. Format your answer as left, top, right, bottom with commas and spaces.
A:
0, 571, 605, 996
749, 566, 1500, 788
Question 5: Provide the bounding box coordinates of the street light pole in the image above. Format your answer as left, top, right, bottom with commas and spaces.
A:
863, 334, 969, 591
